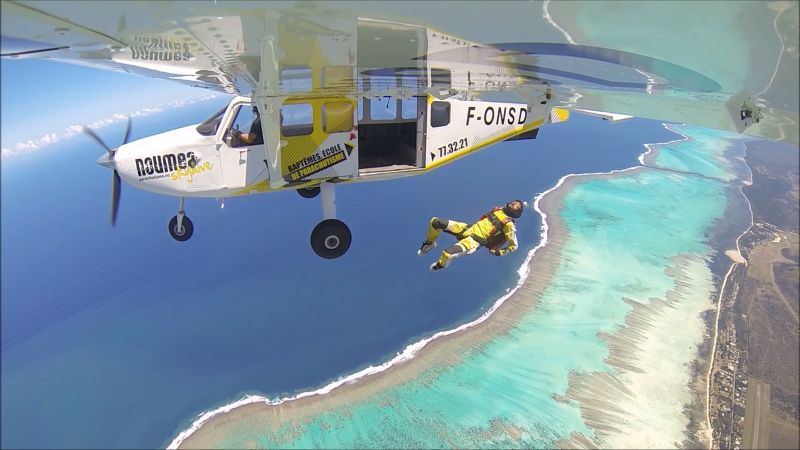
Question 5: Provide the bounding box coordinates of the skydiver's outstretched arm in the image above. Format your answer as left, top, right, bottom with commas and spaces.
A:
491, 222, 518, 256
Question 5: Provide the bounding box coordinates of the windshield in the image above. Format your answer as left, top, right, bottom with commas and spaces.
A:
195, 105, 227, 136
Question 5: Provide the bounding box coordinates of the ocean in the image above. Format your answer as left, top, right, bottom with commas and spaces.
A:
1, 103, 677, 448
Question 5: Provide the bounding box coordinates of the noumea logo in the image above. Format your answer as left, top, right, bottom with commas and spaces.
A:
135, 152, 214, 183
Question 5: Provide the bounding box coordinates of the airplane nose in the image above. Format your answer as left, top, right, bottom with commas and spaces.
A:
96, 152, 116, 168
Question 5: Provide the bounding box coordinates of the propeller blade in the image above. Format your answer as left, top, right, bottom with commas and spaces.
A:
84, 126, 114, 156
111, 170, 121, 227
122, 116, 132, 146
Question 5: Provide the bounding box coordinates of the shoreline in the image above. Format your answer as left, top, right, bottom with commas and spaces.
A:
702, 136, 756, 449
172, 165, 576, 448
639, 122, 691, 166
171, 125, 698, 449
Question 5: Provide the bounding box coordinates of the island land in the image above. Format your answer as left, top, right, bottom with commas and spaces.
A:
707, 139, 799, 450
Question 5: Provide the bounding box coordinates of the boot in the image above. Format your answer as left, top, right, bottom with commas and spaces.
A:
418, 240, 437, 255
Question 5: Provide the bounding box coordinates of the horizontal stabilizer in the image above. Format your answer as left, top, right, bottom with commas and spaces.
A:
571, 109, 633, 122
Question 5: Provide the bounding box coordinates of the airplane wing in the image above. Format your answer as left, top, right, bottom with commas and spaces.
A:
2, 0, 797, 143
541, 0, 799, 144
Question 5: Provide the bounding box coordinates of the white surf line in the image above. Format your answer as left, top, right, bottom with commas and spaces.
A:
167, 192, 557, 449
755, 4, 790, 101
542, 0, 577, 45
639, 123, 690, 165
634, 69, 656, 95
168, 129, 687, 450
566, 90, 583, 107
704, 138, 754, 449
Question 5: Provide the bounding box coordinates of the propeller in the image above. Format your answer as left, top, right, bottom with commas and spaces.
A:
86, 116, 132, 227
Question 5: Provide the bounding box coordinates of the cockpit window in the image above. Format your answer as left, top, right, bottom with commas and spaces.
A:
196, 106, 227, 136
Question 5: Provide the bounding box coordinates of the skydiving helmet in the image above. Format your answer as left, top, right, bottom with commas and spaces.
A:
503, 200, 526, 218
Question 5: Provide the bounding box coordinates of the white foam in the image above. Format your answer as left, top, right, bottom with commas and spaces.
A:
542, 0, 577, 45
167, 222, 551, 449
638, 123, 690, 165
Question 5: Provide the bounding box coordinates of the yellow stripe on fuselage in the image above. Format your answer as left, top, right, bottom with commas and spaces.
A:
427, 118, 544, 169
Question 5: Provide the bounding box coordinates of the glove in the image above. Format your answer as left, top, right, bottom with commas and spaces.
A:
489, 249, 502, 256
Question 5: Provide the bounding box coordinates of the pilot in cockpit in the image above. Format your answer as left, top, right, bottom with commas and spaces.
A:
236, 106, 263, 146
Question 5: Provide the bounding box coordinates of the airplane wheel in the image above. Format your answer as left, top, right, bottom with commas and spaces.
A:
310, 219, 351, 259
168, 215, 194, 241
297, 186, 321, 198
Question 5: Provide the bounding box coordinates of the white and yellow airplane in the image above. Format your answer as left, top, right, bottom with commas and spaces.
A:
2, 1, 796, 258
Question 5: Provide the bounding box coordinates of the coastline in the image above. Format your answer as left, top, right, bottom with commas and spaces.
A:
171, 124, 729, 449
702, 136, 756, 449
639, 122, 690, 166
173, 167, 613, 448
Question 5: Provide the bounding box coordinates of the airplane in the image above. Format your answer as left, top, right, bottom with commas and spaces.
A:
2, 1, 797, 258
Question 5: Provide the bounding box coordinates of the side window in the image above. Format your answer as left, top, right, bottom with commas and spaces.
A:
281, 103, 313, 136
231, 105, 255, 132
401, 74, 418, 119
430, 101, 450, 128
229, 105, 260, 148
369, 73, 397, 120
323, 101, 354, 133
281, 67, 312, 93
370, 96, 397, 120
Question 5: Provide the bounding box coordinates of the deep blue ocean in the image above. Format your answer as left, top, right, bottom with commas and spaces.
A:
1, 101, 677, 448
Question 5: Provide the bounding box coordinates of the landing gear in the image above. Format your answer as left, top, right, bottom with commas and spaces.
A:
168, 197, 193, 241
297, 186, 320, 198
310, 182, 351, 259
310, 219, 351, 259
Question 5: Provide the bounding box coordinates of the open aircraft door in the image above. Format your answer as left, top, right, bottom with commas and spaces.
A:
254, 13, 358, 189
424, 96, 551, 169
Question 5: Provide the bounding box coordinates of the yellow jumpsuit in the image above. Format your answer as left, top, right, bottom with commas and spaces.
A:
425, 209, 518, 268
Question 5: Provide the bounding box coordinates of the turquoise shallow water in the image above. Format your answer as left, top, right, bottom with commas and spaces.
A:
190, 125, 750, 448
652, 125, 742, 182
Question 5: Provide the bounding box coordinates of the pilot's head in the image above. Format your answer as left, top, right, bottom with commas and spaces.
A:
503, 200, 526, 218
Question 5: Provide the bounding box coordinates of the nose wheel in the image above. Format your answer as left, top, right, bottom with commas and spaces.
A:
168, 197, 193, 241
169, 215, 194, 241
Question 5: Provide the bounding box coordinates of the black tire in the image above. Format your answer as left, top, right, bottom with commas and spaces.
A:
310, 219, 351, 259
297, 186, 321, 199
168, 215, 194, 241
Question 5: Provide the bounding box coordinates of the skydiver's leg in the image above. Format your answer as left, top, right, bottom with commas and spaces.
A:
430, 236, 480, 271
427, 218, 468, 242
419, 218, 467, 255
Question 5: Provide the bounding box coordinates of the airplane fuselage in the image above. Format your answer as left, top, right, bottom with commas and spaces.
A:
108, 94, 566, 200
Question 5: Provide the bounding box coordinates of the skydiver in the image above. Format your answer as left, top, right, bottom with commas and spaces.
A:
418, 200, 527, 271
